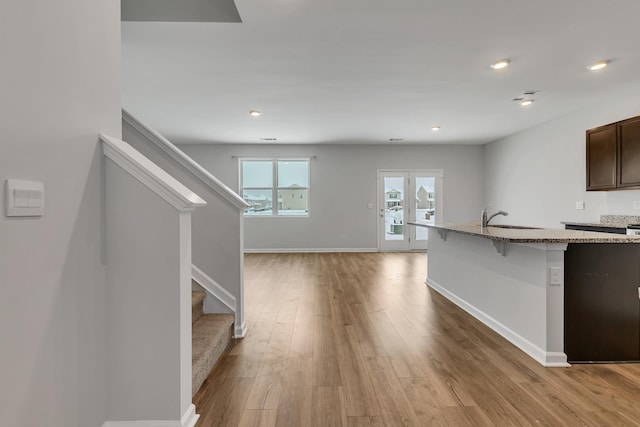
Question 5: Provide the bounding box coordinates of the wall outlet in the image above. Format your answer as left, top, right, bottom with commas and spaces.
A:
549, 267, 563, 286
634, 201, 640, 209
575, 201, 585, 210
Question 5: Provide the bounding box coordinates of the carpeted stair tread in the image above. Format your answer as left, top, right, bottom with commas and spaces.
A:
191, 291, 205, 325
192, 313, 234, 396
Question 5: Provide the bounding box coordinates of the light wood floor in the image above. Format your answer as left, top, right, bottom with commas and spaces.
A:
194, 253, 640, 426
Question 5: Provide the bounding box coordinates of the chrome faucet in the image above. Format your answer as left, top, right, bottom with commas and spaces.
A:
481, 206, 509, 228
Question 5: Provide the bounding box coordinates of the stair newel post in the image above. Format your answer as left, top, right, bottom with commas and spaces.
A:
178, 210, 194, 419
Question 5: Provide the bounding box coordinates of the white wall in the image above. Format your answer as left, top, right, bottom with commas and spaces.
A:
105, 161, 186, 421
180, 144, 484, 250
0, 1, 120, 426
485, 83, 640, 228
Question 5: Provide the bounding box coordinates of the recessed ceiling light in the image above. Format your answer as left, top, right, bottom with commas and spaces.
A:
249, 110, 262, 117
588, 61, 609, 71
519, 99, 534, 106
491, 59, 510, 70
431, 126, 441, 132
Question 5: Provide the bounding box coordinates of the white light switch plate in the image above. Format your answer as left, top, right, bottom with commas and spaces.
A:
575, 201, 585, 210
5, 179, 44, 217
549, 267, 563, 286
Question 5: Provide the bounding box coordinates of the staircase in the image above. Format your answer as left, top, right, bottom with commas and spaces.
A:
123, 110, 249, 339
192, 291, 235, 396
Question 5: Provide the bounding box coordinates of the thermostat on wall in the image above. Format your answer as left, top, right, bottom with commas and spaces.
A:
5, 179, 45, 217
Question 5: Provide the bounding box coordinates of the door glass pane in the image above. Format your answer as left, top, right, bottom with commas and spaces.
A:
414, 177, 435, 240
242, 161, 273, 187
384, 176, 404, 241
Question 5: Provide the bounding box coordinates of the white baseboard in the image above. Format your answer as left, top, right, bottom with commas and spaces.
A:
543, 352, 571, 367
181, 404, 199, 427
103, 404, 200, 427
234, 321, 247, 338
244, 248, 378, 253
426, 278, 569, 368
192, 264, 236, 313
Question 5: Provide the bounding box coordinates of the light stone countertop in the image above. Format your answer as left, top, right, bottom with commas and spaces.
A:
408, 222, 640, 243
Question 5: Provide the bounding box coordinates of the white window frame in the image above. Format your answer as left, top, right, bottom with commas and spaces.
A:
239, 157, 311, 218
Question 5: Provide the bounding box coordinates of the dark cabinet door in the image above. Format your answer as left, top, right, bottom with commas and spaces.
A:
565, 244, 640, 362
617, 116, 640, 187
586, 124, 617, 190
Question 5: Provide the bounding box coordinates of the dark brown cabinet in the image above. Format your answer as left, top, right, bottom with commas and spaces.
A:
618, 116, 640, 187
586, 124, 617, 190
564, 243, 640, 362
586, 115, 640, 191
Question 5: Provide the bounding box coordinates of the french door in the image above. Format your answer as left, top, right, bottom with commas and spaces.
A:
378, 170, 443, 251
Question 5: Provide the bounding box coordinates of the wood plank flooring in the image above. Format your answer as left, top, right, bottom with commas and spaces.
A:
194, 253, 640, 426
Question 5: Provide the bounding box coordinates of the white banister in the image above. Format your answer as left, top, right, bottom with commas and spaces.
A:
121, 112, 247, 339
101, 134, 206, 211
121, 110, 249, 210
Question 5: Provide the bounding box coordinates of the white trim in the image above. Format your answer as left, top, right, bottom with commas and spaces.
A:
244, 248, 378, 253
181, 404, 199, 427
235, 321, 247, 338
426, 278, 570, 368
103, 404, 200, 427
192, 265, 246, 338
122, 109, 249, 210
179, 214, 194, 417
192, 265, 236, 313
101, 134, 206, 212
244, 214, 311, 219
544, 353, 572, 367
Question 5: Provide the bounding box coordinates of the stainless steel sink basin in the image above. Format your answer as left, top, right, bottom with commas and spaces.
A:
489, 224, 539, 230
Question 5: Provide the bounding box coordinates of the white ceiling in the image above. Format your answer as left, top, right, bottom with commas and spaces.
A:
121, 0, 640, 145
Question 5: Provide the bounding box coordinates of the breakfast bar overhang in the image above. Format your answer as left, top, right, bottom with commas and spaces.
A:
413, 223, 640, 367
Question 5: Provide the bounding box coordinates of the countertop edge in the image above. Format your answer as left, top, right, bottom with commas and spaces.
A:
407, 222, 640, 244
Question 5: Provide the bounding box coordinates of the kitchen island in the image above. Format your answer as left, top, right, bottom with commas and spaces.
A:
412, 223, 640, 367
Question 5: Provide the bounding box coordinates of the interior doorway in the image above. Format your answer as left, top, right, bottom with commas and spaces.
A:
378, 169, 443, 251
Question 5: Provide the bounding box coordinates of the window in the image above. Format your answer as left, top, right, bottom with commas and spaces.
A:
241, 159, 309, 216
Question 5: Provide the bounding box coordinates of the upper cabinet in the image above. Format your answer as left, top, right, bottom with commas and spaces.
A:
618, 116, 640, 188
586, 115, 640, 191
586, 124, 617, 190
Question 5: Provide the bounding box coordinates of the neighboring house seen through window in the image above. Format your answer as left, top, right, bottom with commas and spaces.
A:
241, 159, 310, 216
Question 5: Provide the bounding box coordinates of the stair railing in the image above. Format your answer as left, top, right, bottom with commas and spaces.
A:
122, 110, 250, 337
